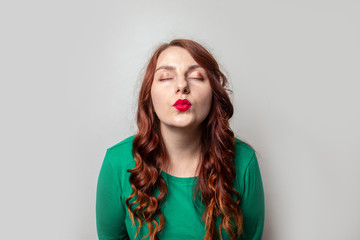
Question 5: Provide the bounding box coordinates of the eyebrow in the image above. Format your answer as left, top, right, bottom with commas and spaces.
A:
155, 64, 202, 76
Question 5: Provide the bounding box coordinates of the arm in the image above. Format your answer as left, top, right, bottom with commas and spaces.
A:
96, 149, 129, 240
240, 153, 265, 240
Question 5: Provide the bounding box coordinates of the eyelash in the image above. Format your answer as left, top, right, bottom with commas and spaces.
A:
159, 77, 204, 81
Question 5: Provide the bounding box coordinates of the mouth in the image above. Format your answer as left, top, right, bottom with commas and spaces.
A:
173, 99, 192, 111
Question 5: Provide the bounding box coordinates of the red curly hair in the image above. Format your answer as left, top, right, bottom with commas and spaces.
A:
126, 39, 243, 240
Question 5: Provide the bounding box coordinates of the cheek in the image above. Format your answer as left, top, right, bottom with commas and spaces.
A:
199, 89, 213, 115
205, 94, 213, 113
150, 85, 165, 113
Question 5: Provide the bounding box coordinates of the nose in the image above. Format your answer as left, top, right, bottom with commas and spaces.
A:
175, 76, 190, 94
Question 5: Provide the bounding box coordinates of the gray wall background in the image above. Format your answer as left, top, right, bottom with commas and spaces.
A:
1, 0, 359, 239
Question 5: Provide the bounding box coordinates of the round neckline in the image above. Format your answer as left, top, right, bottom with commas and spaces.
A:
161, 170, 198, 185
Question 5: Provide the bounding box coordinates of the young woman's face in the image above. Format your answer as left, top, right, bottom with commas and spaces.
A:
151, 46, 213, 130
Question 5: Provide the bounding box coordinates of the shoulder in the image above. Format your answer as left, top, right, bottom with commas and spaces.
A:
233, 137, 256, 170
233, 137, 258, 191
108, 135, 135, 152
105, 135, 136, 169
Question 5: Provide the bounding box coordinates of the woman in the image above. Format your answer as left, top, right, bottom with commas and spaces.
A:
96, 39, 265, 240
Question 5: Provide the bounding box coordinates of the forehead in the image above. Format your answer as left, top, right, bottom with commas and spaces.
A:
156, 46, 197, 67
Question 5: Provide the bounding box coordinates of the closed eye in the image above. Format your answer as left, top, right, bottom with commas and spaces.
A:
189, 77, 204, 80
160, 78, 172, 81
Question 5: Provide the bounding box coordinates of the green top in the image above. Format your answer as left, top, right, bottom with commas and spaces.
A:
96, 135, 265, 240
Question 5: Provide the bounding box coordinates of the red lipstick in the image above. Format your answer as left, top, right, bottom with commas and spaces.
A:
173, 99, 191, 111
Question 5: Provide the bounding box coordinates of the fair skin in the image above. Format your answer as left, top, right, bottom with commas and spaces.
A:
151, 46, 213, 177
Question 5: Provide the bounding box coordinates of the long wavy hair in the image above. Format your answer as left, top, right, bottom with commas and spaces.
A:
126, 39, 243, 240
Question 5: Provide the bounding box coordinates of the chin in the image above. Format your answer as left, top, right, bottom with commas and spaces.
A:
162, 120, 196, 129
173, 118, 194, 126
173, 120, 200, 130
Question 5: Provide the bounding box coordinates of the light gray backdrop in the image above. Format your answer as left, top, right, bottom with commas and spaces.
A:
1, 0, 359, 239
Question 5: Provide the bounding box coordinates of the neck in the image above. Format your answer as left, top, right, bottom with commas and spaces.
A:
160, 123, 202, 177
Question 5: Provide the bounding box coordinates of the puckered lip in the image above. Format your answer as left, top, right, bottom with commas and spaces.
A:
173, 99, 191, 106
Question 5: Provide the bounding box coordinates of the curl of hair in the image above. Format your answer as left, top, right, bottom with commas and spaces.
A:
126, 39, 243, 240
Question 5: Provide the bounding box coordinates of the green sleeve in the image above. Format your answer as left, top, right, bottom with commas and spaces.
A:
240, 153, 265, 240
96, 149, 129, 240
